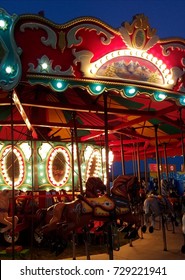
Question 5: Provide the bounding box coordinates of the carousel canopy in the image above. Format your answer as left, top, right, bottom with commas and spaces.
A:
0, 9, 185, 161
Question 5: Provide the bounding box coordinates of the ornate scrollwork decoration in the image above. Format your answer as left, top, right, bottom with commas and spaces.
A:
119, 14, 159, 51
162, 43, 185, 56
67, 23, 114, 48
20, 22, 57, 49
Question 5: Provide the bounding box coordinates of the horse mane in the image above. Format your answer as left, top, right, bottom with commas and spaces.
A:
111, 175, 137, 198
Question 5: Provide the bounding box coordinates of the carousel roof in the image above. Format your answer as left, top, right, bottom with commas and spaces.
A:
0, 9, 185, 161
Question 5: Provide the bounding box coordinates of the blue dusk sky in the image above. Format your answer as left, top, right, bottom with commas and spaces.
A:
0, 0, 185, 39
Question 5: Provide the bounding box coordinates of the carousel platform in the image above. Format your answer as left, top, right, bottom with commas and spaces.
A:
0, 221, 185, 260
66, 224, 185, 260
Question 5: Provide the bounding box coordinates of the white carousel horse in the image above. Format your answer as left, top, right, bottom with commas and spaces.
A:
0, 189, 19, 233
142, 179, 178, 233
141, 192, 177, 234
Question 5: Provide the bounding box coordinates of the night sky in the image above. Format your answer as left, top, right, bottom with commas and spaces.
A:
1, 0, 185, 39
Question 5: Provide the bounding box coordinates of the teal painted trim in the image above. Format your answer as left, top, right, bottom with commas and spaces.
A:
28, 76, 185, 105
0, 8, 22, 91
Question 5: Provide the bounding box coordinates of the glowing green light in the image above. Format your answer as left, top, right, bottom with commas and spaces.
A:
128, 88, 136, 94
41, 62, 48, 70
0, 19, 7, 30
89, 84, 105, 95
158, 93, 166, 100
51, 80, 68, 92
179, 96, 185, 105
56, 81, 63, 89
95, 85, 102, 91
5, 65, 13, 74
154, 92, 167, 101
124, 87, 137, 98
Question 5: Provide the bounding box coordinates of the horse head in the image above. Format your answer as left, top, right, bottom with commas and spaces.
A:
85, 177, 106, 198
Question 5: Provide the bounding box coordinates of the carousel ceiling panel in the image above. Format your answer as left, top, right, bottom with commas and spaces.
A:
0, 82, 184, 161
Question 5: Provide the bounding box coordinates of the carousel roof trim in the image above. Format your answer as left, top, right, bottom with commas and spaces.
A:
27, 75, 185, 105
0, 9, 185, 99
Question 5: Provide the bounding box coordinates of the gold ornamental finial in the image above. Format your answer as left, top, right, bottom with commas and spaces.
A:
120, 14, 159, 51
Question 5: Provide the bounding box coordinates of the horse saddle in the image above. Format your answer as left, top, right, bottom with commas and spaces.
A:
157, 195, 171, 211
110, 194, 130, 208
149, 194, 170, 211
78, 194, 115, 217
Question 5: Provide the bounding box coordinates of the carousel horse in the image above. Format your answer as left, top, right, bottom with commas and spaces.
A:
111, 175, 145, 237
111, 175, 142, 217
141, 180, 177, 234
34, 175, 142, 253
181, 212, 185, 253
0, 189, 19, 234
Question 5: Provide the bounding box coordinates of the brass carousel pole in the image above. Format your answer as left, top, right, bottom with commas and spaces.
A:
163, 143, 168, 180
10, 91, 15, 259
136, 142, 141, 183
104, 94, 110, 196
72, 114, 89, 258
71, 129, 75, 200
144, 148, 148, 189
70, 129, 77, 260
141, 147, 148, 240
154, 125, 161, 194
104, 92, 113, 260
120, 135, 125, 175
181, 130, 185, 171
180, 108, 185, 172
132, 149, 135, 175
30, 132, 35, 259
133, 143, 138, 177
72, 112, 83, 194
154, 125, 167, 251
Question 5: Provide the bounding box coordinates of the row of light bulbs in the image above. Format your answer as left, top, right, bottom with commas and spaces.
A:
90, 49, 174, 85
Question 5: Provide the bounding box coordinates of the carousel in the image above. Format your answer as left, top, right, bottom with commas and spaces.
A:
0, 8, 185, 259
